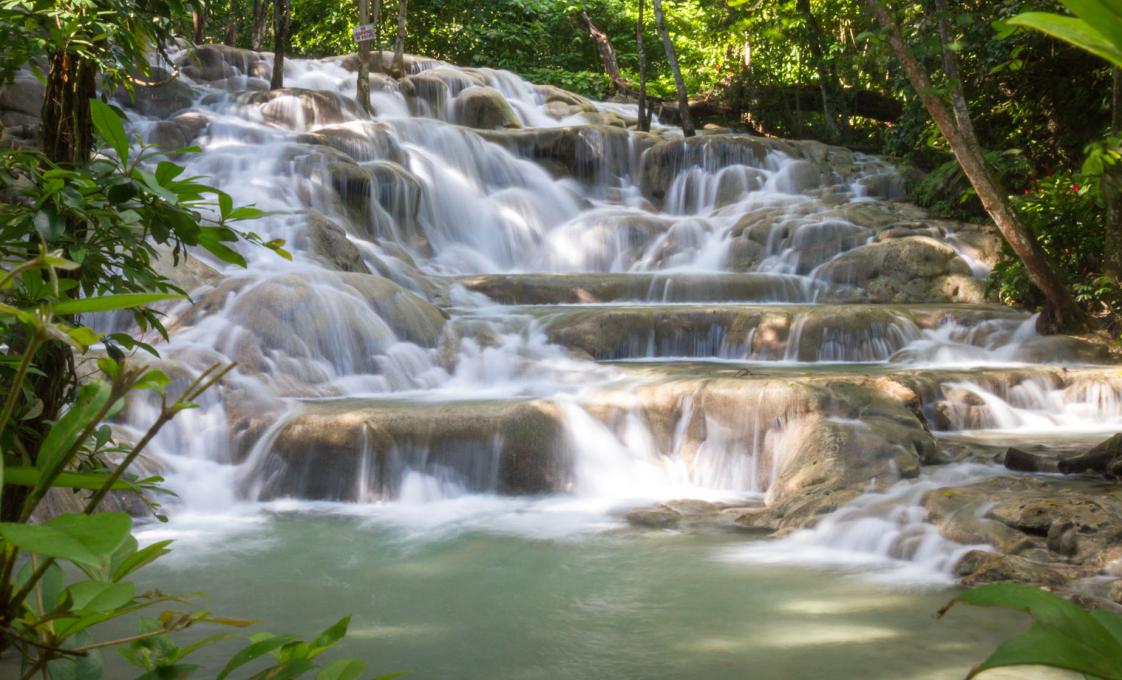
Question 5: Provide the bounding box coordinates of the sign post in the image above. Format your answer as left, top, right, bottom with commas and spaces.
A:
355, 0, 373, 113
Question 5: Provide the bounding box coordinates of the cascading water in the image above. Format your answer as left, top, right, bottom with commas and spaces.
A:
104, 45, 1122, 593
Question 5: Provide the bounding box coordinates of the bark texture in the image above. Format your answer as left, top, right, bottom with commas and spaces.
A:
357, 0, 372, 113
251, 0, 271, 50
651, 0, 693, 137
580, 10, 634, 95
1105, 68, 1122, 283
271, 0, 289, 89
637, 0, 649, 132
393, 0, 407, 78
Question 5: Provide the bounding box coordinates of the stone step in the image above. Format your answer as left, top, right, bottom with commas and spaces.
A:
451, 272, 813, 305
525, 302, 1050, 363
248, 398, 568, 501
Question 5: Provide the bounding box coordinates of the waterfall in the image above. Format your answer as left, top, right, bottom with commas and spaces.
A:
108, 46, 1122, 584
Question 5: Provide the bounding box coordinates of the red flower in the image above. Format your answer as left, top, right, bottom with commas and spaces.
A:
1071, 184, 1081, 192
1023, 188, 1030, 195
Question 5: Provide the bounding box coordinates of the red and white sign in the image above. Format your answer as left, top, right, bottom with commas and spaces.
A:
353, 23, 375, 43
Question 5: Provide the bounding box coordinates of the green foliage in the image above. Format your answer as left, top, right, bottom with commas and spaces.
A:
0, 0, 186, 92
1009, 0, 1122, 69
989, 170, 1118, 312
0, 99, 284, 355
943, 583, 1122, 679
0, 202, 372, 680
914, 150, 1033, 221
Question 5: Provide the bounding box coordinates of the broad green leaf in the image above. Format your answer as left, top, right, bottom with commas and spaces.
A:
218, 192, 233, 220
65, 580, 136, 613
1008, 12, 1122, 67
3, 467, 136, 491
155, 160, 186, 186
950, 584, 1122, 679
1063, 0, 1122, 57
197, 227, 247, 267
216, 634, 295, 680
316, 659, 367, 680
0, 512, 132, 567
90, 99, 129, 164
309, 616, 351, 655
113, 538, 177, 579
53, 292, 184, 315
954, 584, 1122, 657
967, 622, 1122, 679
36, 381, 112, 476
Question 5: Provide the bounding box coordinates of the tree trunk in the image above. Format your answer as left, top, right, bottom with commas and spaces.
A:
357, 0, 372, 113
251, 0, 271, 50
271, 0, 289, 89
192, 2, 207, 44
865, 0, 1085, 332
1105, 68, 1122, 283
651, 0, 693, 137
392, 0, 406, 78
637, 0, 649, 132
41, 50, 96, 166
580, 10, 634, 96
224, 23, 237, 46
796, 0, 846, 142
372, 0, 382, 71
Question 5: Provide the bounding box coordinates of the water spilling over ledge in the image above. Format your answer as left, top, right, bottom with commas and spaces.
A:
75, 43, 1122, 601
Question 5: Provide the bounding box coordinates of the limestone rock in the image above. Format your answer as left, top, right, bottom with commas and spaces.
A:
177, 45, 270, 82
625, 505, 681, 529
452, 86, 521, 130
115, 67, 195, 119
813, 236, 985, 303
305, 212, 371, 274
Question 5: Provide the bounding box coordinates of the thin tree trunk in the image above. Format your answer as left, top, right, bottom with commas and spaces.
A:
637, 0, 649, 131
224, 23, 237, 46
580, 10, 634, 95
796, 0, 846, 142
651, 0, 693, 137
865, 0, 1085, 332
193, 2, 207, 44
251, 0, 271, 50
392, 0, 406, 78
1105, 68, 1122, 283
271, 0, 289, 89
372, 0, 382, 71
357, 0, 372, 113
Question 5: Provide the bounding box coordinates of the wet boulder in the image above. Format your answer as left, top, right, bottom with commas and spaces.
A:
260, 88, 361, 129
297, 122, 406, 164
1058, 433, 1122, 478
114, 67, 195, 119
304, 211, 371, 274
535, 84, 598, 113
177, 44, 270, 82
452, 86, 521, 130
813, 236, 985, 304
477, 125, 637, 183
0, 73, 43, 148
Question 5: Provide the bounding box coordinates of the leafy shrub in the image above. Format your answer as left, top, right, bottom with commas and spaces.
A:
989, 170, 1118, 313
